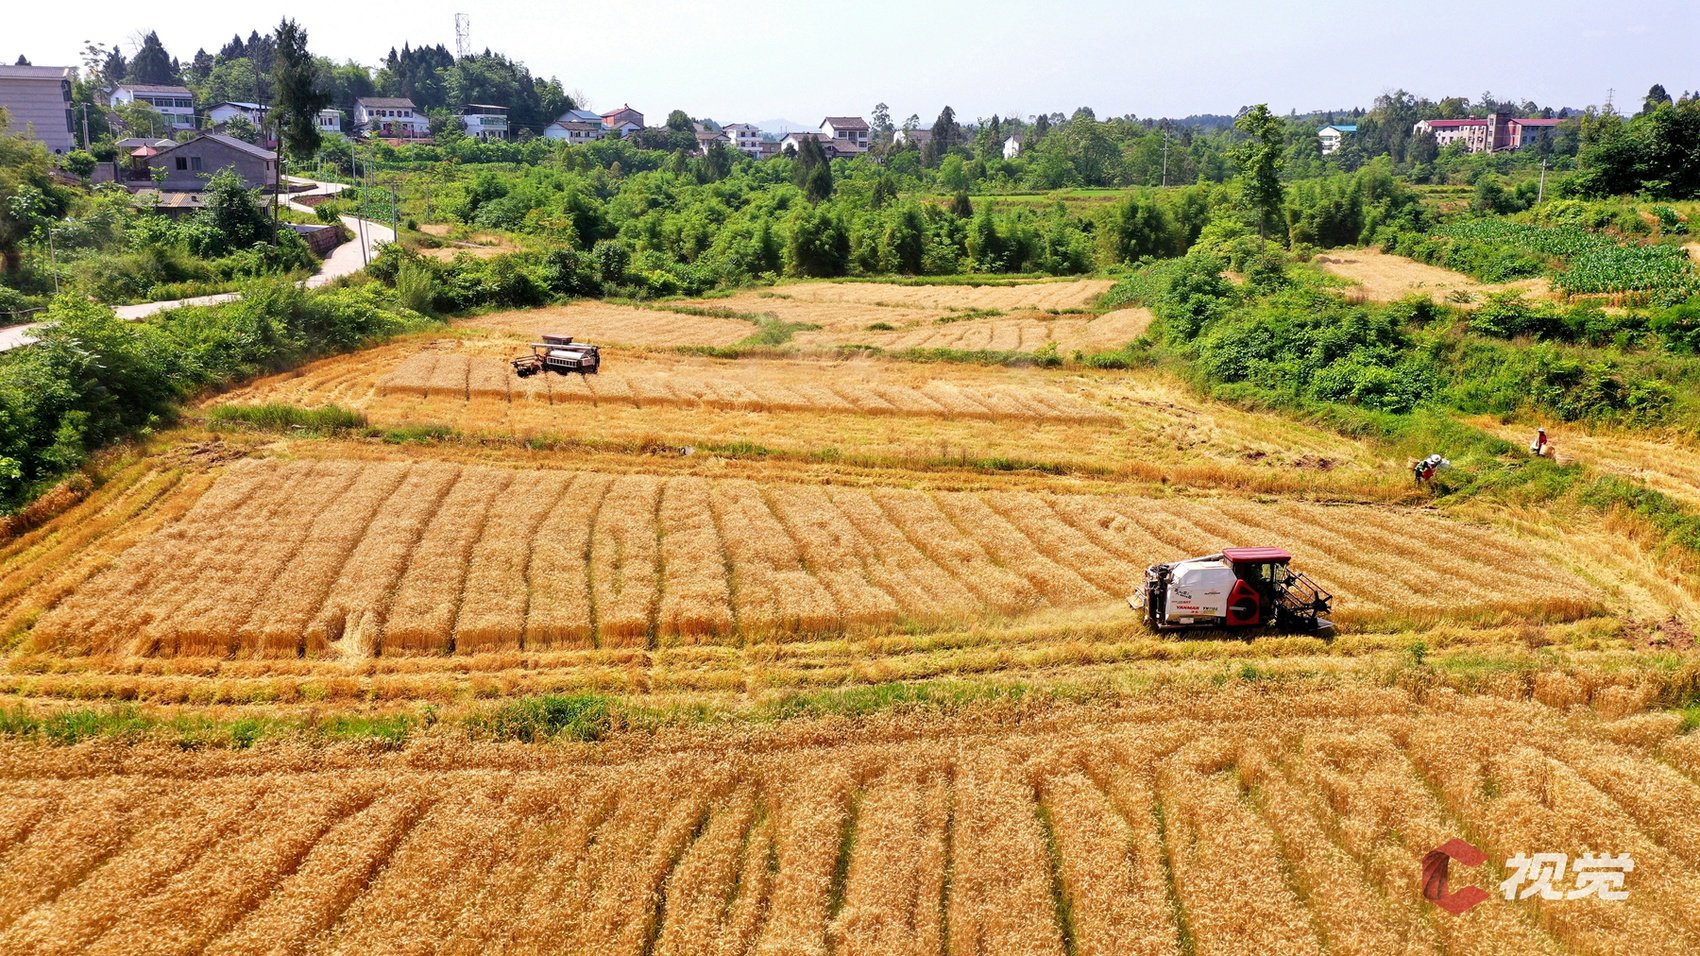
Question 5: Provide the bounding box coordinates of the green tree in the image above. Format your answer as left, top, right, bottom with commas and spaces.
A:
198, 167, 272, 252
786, 205, 848, 277
0, 115, 68, 273
924, 106, 959, 166
1232, 104, 1286, 242
791, 137, 833, 202
127, 31, 177, 85
1643, 84, 1673, 115
271, 19, 332, 160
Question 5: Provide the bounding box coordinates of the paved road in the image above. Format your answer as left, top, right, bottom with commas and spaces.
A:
0, 178, 393, 352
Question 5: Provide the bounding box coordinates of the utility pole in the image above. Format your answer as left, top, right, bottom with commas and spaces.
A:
81, 103, 91, 149
1537, 158, 1548, 204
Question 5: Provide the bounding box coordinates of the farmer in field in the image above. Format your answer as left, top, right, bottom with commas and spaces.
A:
1530, 427, 1551, 457
1413, 454, 1449, 487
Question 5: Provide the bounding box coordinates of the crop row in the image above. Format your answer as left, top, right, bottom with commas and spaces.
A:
1, 691, 1697, 953
26, 458, 1598, 657
1436, 219, 1699, 295
375, 352, 1120, 423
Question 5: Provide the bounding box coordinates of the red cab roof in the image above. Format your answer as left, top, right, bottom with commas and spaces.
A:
1222, 547, 1292, 564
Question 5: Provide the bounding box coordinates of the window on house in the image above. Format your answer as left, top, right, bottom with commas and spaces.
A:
175, 157, 188, 171
190, 157, 202, 171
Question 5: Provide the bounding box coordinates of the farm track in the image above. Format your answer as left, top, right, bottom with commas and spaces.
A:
12, 456, 1651, 658
3, 691, 1700, 954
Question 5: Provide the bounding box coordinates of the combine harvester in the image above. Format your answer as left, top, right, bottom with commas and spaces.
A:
512, 333, 602, 376
1132, 547, 1334, 636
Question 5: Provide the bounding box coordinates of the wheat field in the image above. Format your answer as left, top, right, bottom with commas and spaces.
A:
799, 307, 1155, 353
2, 277, 1698, 955
1, 689, 1698, 955
374, 351, 1119, 423
15, 455, 1669, 657
218, 345, 1401, 499
463, 302, 756, 347
772, 278, 1118, 311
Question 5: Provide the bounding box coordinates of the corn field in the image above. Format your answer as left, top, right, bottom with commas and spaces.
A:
1, 689, 1699, 954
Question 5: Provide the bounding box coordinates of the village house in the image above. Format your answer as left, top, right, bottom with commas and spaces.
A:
1412, 112, 1561, 153
543, 108, 606, 143
0, 64, 76, 153
893, 127, 931, 148
353, 96, 429, 139
110, 83, 197, 133
694, 125, 730, 155
1317, 124, 1356, 155
600, 104, 644, 136
143, 132, 277, 191
316, 109, 342, 135
819, 116, 870, 153
721, 122, 763, 157
1002, 133, 1025, 159
204, 101, 267, 128
458, 104, 509, 140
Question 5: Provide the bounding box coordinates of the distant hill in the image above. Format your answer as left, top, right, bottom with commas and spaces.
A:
755, 119, 810, 136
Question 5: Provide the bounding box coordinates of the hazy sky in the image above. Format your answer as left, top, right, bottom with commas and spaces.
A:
7, 0, 1694, 123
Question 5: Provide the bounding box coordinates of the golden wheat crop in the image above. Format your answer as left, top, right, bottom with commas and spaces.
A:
374, 353, 1119, 424
0, 688, 1698, 953
772, 277, 1116, 311
463, 301, 755, 347
17, 456, 1666, 657
801, 306, 1155, 354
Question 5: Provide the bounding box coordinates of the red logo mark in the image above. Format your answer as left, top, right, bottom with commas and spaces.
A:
1423, 838, 1491, 915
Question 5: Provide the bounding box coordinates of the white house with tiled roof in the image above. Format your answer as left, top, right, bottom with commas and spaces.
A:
820, 116, 869, 151
111, 83, 197, 132
354, 97, 428, 138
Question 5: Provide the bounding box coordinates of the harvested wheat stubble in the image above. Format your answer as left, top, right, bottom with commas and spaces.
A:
22, 459, 1630, 657
375, 354, 1118, 424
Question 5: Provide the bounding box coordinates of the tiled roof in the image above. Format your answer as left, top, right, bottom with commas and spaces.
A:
822, 116, 869, 130
118, 84, 193, 96
357, 97, 417, 109
0, 65, 72, 80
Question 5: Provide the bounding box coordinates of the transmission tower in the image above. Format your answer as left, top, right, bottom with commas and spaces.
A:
455, 14, 471, 59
